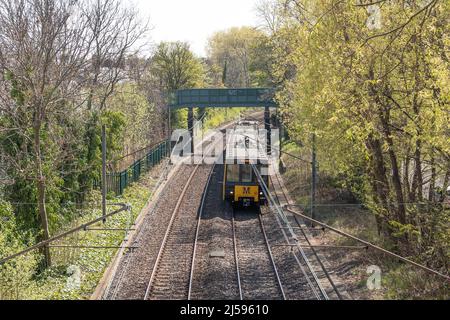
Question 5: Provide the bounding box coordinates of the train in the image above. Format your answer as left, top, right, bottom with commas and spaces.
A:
223, 120, 269, 208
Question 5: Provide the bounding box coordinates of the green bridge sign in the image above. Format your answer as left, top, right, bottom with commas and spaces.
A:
168, 88, 277, 108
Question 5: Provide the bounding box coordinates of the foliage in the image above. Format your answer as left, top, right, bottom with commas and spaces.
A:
207, 27, 272, 87
202, 108, 246, 130
0, 200, 37, 299
150, 41, 206, 130
270, 0, 448, 247
265, 0, 449, 297
105, 82, 167, 169
152, 41, 205, 91
0, 0, 147, 266
0, 170, 156, 300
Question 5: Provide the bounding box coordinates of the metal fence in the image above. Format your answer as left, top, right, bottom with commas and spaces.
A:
94, 140, 170, 195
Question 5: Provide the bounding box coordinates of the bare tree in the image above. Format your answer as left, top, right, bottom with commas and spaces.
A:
84, 0, 149, 112
0, 0, 94, 266
256, 0, 282, 33
0, 0, 148, 267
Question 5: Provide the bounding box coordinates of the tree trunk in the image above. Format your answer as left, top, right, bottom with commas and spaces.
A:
366, 135, 391, 235
385, 128, 407, 225
412, 140, 424, 202
377, 102, 407, 227
376, 106, 410, 252
34, 122, 52, 267
428, 153, 436, 202
403, 155, 411, 201
439, 166, 450, 203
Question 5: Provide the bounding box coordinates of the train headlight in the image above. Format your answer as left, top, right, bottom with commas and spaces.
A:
259, 192, 263, 195
230, 191, 234, 194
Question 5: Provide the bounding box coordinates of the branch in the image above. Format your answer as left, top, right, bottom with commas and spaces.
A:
362, 0, 438, 45
354, 0, 387, 7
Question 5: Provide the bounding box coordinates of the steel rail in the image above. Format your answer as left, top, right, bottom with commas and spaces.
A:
143, 140, 220, 300
257, 214, 287, 300
0, 203, 129, 266
143, 164, 201, 300
285, 207, 450, 281
270, 208, 322, 300
187, 163, 216, 300
251, 164, 329, 300
106, 118, 255, 299
270, 171, 343, 299
106, 160, 174, 300
188, 130, 231, 299
110, 119, 234, 300
292, 214, 343, 299
231, 213, 243, 300
246, 129, 327, 299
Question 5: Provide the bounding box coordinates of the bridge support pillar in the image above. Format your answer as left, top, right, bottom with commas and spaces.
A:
188, 107, 194, 154
265, 106, 271, 155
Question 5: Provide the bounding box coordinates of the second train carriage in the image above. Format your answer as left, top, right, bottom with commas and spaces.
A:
223, 121, 269, 208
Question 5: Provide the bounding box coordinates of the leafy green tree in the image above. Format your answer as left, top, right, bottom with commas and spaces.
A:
152, 42, 205, 91
268, 0, 449, 267
151, 41, 205, 129
207, 27, 272, 87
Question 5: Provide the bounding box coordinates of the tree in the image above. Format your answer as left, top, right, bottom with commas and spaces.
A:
207, 27, 271, 88
151, 41, 204, 91
77, 0, 148, 201
0, 0, 95, 266
267, 0, 449, 266
0, 0, 147, 267
150, 41, 205, 129
256, 0, 283, 34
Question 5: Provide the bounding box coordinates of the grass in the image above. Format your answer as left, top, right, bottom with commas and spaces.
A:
1, 171, 158, 300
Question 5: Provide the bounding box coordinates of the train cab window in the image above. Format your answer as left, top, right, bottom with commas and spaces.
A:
227, 165, 239, 182
241, 165, 252, 183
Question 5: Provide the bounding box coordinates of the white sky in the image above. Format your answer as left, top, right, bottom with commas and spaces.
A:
133, 0, 260, 57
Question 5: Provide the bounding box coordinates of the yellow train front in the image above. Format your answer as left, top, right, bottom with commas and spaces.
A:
223, 162, 269, 208
222, 121, 269, 209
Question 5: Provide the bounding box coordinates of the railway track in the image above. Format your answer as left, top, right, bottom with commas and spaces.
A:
106, 118, 266, 300
188, 144, 336, 300
267, 168, 342, 299
105, 164, 195, 299
188, 164, 240, 300
143, 132, 228, 300
144, 164, 213, 300
105, 135, 222, 299
105, 115, 339, 300
232, 209, 285, 300
188, 165, 286, 300
101, 116, 444, 301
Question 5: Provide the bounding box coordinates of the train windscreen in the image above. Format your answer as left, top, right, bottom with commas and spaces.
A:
227, 165, 239, 182
241, 165, 252, 183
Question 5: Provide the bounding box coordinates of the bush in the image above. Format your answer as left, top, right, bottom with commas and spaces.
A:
0, 200, 37, 299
